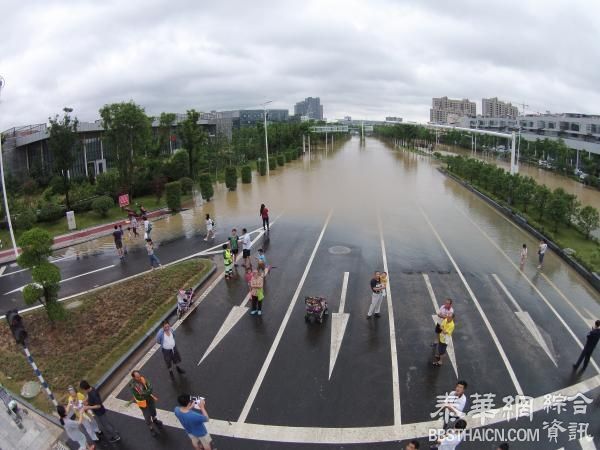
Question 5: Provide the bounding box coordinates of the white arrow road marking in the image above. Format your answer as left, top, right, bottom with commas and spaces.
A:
3, 264, 115, 295
329, 272, 350, 380
423, 274, 458, 378
198, 267, 271, 365
238, 210, 332, 423
492, 274, 558, 367
580, 436, 598, 450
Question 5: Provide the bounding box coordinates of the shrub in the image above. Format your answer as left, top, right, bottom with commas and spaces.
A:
167, 150, 189, 181
165, 181, 182, 212
269, 158, 277, 171
13, 209, 37, 230
70, 182, 96, 213
38, 202, 64, 222
225, 166, 238, 191
91, 195, 114, 217
277, 154, 286, 166
241, 165, 252, 184
21, 178, 38, 196
49, 175, 66, 195
179, 177, 194, 194
95, 170, 120, 199
198, 174, 214, 202
257, 159, 267, 176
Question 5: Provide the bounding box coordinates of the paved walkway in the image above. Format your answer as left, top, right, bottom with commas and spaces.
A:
0, 402, 63, 450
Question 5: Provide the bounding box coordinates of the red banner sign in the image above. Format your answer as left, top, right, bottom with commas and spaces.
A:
118, 194, 130, 208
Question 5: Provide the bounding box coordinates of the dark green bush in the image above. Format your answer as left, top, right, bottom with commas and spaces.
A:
269, 158, 277, 171
91, 195, 114, 217
277, 154, 286, 166
198, 174, 214, 202
165, 181, 182, 211
95, 170, 120, 199
179, 177, 194, 194
241, 166, 252, 184
257, 159, 267, 175
13, 209, 37, 230
225, 166, 238, 191
38, 202, 64, 222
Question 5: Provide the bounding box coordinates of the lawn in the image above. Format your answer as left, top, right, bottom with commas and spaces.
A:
0, 258, 211, 412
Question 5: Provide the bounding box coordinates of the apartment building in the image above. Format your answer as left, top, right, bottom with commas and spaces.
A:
482, 97, 519, 118
430, 97, 476, 123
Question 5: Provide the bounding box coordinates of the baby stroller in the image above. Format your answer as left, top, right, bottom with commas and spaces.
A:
304, 296, 328, 324
176, 288, 194, 319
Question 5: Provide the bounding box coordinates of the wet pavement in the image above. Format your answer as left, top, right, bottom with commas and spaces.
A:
4, 137, 600, 449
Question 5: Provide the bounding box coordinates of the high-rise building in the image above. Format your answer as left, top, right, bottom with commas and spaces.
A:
294, 97, 324, 120
482, 97, 519, 118
430, 96, 476, 123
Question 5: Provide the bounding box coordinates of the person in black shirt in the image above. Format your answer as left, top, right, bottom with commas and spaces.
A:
573, 320, 600, 372
80, 380, 121, 443
113, 225, 124, 259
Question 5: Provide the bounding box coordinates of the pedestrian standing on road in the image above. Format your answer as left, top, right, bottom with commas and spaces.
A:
66, 386, 100, 444
228, 228, 239, 266
112, 225, 124, 259
139, 204, 148, 217
367, 271, 383, 319
260, 204, 270, 231
131, 215, 139, 237
129, 371, 163, 437
439, 381, 468, 429
537, 239, 548, 269
433, 314, 455, 367
519, 244, 528, 269
431, 419, 467, 450
404, 440, 420, 449
223, 244, 234, 280
174, 394, 215, 450
244, 266, 253, 292
204, 214, 215, 241
249, 270, 265, 316
432, 299, 454, 346
380, 271, 388, 298
57, 405, 95, 450
79, 380, 121, 443
256, 248, 267, 273
146, 239, 162, 269
241, 228, 252, 269
156, 321, 186, 379
143, 216, 152, 240
573, 319, 600, 372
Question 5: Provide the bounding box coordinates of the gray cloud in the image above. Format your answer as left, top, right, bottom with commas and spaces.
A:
1, 0, 599, 129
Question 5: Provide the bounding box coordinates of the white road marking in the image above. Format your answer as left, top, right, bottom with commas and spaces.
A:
492, 274, 557, 366
540, 273, 596, 325
329, 272, 350, 380
198, 267, 271, 365
0, 266, 5, 276
424, 274, 458, 378
237, 210, 333, 423
419, 207, 524, 395
582, 307, 595, 321
3, 265, 115, 295
104, 373, 600, 444
458, 208, 600, 374
580, 436, 598, 450
377, 211, 402, 426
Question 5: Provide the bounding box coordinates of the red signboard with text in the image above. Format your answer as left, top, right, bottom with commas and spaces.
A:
118, 194, 130, 208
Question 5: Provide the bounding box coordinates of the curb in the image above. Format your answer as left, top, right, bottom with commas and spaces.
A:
95, 260, 217, 391
439, 167, 600, 293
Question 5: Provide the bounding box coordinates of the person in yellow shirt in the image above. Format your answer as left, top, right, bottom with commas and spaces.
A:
66, 386, 100, 442
433, 314, 455, 367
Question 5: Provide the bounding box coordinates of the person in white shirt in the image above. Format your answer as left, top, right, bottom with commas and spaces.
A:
143, 216, 152, 240
204, 214, 215, 241
537, 239, 548, 269
240, 228, 252, 269
519, 243, 528, 269
433, 419, 467, 450
441, 381, 467, 428
432, 299, 455, 346
156, 321, 185, 379
57, 404, 93, 450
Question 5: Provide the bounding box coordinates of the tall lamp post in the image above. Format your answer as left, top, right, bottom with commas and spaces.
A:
0, 76, 19, 259
262, 100, 272, 175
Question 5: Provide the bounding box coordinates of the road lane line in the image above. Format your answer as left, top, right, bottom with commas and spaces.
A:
491, 274, 522, 312
419, 206, 524, 395
457, 207, 600, 374
377, 211, 402, 425
329, 272, 350, 380
237, 210, 333, 423
580, 437, 598, 450
0, 265, 5, 276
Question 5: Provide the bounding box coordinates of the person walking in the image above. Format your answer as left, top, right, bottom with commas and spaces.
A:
57, 405, 95, 450
519, 243, 528, 269
79, 380, 121, 443
146, 239, 162, 269
204, 214, 215, 241
129, 371, 163, 437
433, 314, 455, 367
573, 319, 600, 372
249, 270, 265, 316
432, 299, 455, 346
156, 321, 186, 379
143, 216, 152, 240
223, 244, 234, 280
537, 239, 548, 269
66, 386, 100, 444
131, 215, 139, 238
367, 271, 383, 319
240, 228, 252, 269
260, 204, 270, 231
174, 394, 215, 450
228, 228, 239, 266
112, 225, 124, 259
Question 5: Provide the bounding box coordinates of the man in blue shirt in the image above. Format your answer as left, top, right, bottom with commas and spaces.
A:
174, 394, 213, 450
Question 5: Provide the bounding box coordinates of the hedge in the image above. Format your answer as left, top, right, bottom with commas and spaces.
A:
241, 165, 252, 184
165, 181, 182, 212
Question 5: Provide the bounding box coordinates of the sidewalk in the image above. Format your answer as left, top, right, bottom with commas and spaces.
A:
0, 208, 170, 265
0, 403, 64, 450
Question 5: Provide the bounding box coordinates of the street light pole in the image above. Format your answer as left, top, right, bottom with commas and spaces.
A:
0, 76, 18, 259
262, 101, 272, 175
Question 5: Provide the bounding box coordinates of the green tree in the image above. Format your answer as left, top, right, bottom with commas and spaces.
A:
534, 185, 552, 222
48, 107, 79, 210
547, 189, 569, 232
92, 195, 114, 217
17, 228, 64, 322
165, 181, 182, 211
241, 165, 252, 183
514, 176, 536, 212
99, 101, 152, 196
225, 166, 238, 191
577, 206, 600, 239
179, 109, 206, 179
198, 174, 214, 202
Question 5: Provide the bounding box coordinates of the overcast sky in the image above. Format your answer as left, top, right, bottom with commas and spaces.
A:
1, 0, 599, 130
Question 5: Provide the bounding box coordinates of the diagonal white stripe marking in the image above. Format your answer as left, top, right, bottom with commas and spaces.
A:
329, 272, 350, 380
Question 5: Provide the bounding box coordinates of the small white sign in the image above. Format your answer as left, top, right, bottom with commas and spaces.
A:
66, 211, 76, 230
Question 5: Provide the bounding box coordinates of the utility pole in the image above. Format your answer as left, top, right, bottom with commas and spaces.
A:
262, 101, 272, 175
0, 76, 18, 259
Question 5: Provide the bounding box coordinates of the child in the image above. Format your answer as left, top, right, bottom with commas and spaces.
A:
223, 244, 233, 280
379, 271, 388, 297
245, 266, 253, 292
256, 248, 267, 273
519, 243, 528, 269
